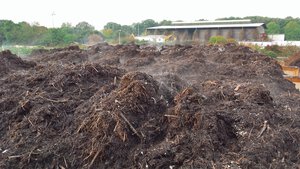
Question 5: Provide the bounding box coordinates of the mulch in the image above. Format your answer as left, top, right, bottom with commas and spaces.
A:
0, 43, 300, 168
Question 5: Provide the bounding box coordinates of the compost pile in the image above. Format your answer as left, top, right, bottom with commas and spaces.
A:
1, 43, 300, 169
0, 50, 36, 77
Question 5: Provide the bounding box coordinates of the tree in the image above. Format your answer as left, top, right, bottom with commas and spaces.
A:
266, 21, 280, 34
31, 25, 48, 45
102, 29, 114, 39
133, 19, 158, 36
75, 22, 95, 43
104, 22, 121, 31
121, 25, 134, 35
284, 21, 300, 40
17, 22, 35, 44
0, 32, 4, 46
61, 22, 72, 28
141, 19, 158, 28
159, 20, 172, 26
0, 20, 15, 44
60, 23, 77, 44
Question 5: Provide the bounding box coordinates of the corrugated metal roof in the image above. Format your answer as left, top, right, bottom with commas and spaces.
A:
172, 19, 251, 25
147, 23, 265, 30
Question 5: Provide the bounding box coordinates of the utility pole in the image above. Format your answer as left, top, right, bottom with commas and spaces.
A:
51, 12, 56, 28
118, 30, 121, 45
138, 23, 140, 36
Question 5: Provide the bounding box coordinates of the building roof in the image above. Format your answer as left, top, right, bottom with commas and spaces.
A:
147, 23, 266, 30
172, 19, 252, 25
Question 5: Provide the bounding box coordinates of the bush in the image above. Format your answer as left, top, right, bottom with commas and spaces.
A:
209, 36, 228, 45
265, 45, 281, 54
264, 50, 278, 58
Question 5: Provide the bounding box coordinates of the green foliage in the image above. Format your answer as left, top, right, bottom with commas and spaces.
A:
0, 20, 99, 47
264, 45, 281, 54
3, 16, 300, 47
263, 50, 278, 58
209, 36, 228, 45
102, 29, 113, 39
101, 19, 168, 44
121, 25, 134, 35
104, 22, 121, 31
266, 22, 280, 34
159, 20, 172, 26
284, 21, 300, 40
75, 22, 96, 43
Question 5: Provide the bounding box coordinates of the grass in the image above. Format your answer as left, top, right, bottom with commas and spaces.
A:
0, 44, 88, 57
0, 45, 42, 57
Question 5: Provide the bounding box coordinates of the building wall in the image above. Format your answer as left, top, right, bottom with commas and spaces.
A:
147, 27, 264, 44
268, 34, 285, 41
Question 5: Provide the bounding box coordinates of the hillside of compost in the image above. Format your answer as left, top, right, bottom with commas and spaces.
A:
1, 43, 300, 169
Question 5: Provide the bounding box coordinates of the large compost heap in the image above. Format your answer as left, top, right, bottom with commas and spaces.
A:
1, 43, 300, 169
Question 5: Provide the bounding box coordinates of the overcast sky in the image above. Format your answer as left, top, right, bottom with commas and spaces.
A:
1, 0, 299, 29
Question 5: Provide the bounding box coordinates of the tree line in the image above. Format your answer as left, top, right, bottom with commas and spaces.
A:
0, 20, 98, 46
1, 16, 300, 46
0, 19, 170, 46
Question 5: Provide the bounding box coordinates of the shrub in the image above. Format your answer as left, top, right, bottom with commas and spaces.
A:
265, 51, 278, 58
209, 36, 228, 45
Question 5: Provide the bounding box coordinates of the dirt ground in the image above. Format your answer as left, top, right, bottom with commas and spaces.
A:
1, 43, 300, 169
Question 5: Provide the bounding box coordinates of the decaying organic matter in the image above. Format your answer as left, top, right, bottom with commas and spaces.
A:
1, 43, 300, 168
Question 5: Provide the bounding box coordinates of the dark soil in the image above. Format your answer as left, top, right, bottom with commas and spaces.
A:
1, 43, 300, 169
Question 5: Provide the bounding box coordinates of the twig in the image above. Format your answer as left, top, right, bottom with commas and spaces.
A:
51, 83, 63, 93
63, 156, 68, 168
119, 112, 143, 139
151, 97, 157, 104
248, 126, 254, 139
59, 165, 66, 169
220, 89, 225, 99
8, 155, 22, 159
113, 121, 119, 132
27, 148, 35, 163
88, 150, 100, 169
114, 76, 117, 85
164, 114, 179, 118
25, 116, 34, 127
37, 95, 68, 103
257, 121, 268, 138
77, 119, 87, 133
91, 66, 99, 72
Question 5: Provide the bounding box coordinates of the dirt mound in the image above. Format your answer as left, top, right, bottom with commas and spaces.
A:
121, 43, 296, 97
1, 43, 300, 168
0, 63, 125, 168
153, 82, 299, 168
0, 50, 36, 77
74, 72, 167, 168
29, 45, 87, 65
